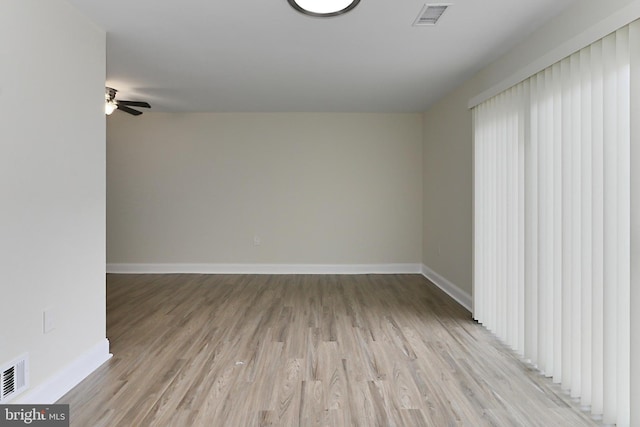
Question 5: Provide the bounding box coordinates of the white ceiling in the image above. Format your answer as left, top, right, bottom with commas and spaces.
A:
68, 0, 576, 112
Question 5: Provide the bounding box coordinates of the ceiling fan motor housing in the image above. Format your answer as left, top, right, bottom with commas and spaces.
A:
106, 87, 117, 101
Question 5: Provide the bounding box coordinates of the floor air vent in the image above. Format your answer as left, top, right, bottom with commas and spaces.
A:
0, 354, 28, 403
413, 3, 450, 26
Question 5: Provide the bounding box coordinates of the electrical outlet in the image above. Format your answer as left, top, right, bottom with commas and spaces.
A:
43, 308, 55, 333
253, 235, 261, 246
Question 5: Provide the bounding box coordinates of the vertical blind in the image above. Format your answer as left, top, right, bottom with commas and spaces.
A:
473, 20, 638, 426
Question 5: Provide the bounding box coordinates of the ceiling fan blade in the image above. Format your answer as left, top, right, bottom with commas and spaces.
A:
117, 105, 143, 116
117, 100, 151, 108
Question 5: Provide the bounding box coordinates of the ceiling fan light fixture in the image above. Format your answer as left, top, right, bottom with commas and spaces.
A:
287, 0, 360, 17
105, 100, 117, 115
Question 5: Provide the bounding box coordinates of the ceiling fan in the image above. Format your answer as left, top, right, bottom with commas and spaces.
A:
105, 87, 151, 116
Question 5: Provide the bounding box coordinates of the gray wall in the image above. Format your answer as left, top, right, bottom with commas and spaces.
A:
0, 0, 107, 399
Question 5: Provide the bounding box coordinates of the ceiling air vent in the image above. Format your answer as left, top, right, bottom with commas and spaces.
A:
0, 354, 29, 403
413, 3, 450, 26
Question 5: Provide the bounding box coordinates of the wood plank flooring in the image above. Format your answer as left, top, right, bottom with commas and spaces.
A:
59, 274, 599, 426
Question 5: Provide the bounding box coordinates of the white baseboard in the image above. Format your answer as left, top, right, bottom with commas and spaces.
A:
421, 264, 472, 312
16, 338, 111, 404
107, 263, 422, 275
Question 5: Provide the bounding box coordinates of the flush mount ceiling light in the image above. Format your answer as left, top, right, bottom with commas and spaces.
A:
287, 0, 360, 17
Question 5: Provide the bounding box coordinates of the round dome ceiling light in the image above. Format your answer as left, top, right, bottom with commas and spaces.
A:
287, 0, 360, 17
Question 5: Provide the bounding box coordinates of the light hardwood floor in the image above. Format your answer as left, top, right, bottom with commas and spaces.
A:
59, 274, 599, 426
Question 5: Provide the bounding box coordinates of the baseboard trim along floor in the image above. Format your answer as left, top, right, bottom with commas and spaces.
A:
15, 339, 111, 405
106, 263, 423, 275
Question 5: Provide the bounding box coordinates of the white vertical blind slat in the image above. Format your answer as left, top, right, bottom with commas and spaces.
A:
629, 19, 640, 427
472, 106, 480, 320
537, 68, 553, 376
497, 91, 507, 341
615, 26, 631, 427
602, 30, 618, 425
509, 86, 520, 351
525, 74, 539, 365
569, 51, 583, 399
590, 38, 605, 418
559, 56, 573, 393
551, 62, 563, 384
508, 91, 515, 342
489, 97, 498, 333
517, 81, 527, 357
579, 47, 593, 406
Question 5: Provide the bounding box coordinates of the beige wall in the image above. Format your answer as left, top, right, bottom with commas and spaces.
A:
422, 0, 640, 296
107, 112, 422, 265
422, 86, 473, 292
0, 0, 106, 399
